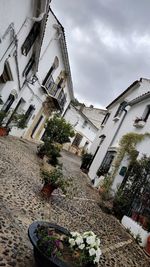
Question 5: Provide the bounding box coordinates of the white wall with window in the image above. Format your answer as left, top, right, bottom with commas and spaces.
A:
88, 78, 150, 190
0, 2, 74, 138
63, 104, 98, 153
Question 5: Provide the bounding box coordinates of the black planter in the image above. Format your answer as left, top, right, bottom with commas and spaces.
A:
28, 221, 72, 267
28, 221, 97, 267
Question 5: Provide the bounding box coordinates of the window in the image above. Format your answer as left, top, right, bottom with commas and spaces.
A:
101, 112, 110, 126
2, 94, 15, 113
72, 133, 83, 147
42, 66, 54, 88
0, 61, 13, 83
82, 120, 88, 128
42, 57, 59, 90
31, 115, 44, 138
99, 134, 106, 146
57, 90, 66, 110
23, 56, 35, 77
21, 22, 40, 56
24, 105, 35, 124
97, 150, 116, 176
142, 105, 150, 122
114, 101, 127, 118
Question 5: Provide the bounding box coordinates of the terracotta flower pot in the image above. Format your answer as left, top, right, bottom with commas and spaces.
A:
41, 183, 56, 198
0, 127, 8, 136
131, 211, 139, 222
144, 235, 150, 256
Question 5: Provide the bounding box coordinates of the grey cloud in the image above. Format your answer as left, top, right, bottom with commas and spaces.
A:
52, 0, 150, 107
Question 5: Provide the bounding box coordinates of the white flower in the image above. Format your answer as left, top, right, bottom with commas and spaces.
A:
96, 238, 100, 246
86, 235, 96, 245
79, 243, 85, 250
83, 231, 96, 237
69, 238, 75, 247
70, 231, 80, 237
94, 256, 100, 264
93, 248, 102, 263
75, 236, 83, 245
89, 248, 96, 256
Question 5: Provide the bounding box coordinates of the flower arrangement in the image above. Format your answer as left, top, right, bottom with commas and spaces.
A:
68, 231, 102, 266
35, 224, 102, 267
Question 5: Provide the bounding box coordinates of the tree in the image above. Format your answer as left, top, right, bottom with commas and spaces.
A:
37, 115, 75, 166
43, 114, 75, 144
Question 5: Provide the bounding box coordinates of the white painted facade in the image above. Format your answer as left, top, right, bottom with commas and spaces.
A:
76, 105, 106, 128
0, 1, 74, 139
63, 104, 98, 153
121, 216, 149, 247
88, 78, 150, 192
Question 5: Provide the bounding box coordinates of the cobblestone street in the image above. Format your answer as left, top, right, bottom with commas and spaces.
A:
0, 136, 150, 267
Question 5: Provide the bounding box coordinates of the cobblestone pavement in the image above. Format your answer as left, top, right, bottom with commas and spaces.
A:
0, 136, 150, 267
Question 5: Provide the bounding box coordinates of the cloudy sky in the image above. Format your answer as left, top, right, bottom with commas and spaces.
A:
52, 0, 150, 108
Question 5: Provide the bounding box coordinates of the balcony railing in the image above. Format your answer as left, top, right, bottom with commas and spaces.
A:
43, 77, 67, 111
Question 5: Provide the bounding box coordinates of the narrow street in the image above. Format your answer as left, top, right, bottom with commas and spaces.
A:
0, 136, 149, 267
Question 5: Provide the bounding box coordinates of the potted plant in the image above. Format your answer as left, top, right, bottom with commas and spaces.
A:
28, 221, 102, 267
133, 117, 145, 128
40, 167, 69, 198
0, 111, 10, 136
37, 115, 75, 165
8, 113, 28, 129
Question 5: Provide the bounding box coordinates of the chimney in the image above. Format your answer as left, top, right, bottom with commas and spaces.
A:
79, 103, 85, 112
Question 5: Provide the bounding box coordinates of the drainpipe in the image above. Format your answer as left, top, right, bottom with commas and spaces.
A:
109, 106, 128, 148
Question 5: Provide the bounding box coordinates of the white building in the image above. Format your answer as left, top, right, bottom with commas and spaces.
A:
76, 105, 106, 128
0, 1, 74, 141
88, 78, 150, 192
63, 104, 99, 155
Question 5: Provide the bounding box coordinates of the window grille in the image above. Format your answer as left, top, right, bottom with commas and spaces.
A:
23, 56, 35, 77
0, 61, 13, 83
21, 22, 40, 56
143, 105, 150, 122
24, 105, 35, 123
114, 101, 127, 118
101, 112, 110, 125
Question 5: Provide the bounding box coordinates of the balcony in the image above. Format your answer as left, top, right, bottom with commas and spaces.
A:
42, 77, 66, 111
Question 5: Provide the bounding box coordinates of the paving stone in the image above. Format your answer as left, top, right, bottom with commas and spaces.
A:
0, 136, 149, 267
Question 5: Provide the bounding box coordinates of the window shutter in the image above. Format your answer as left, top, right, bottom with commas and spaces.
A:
21, 22, 40, 56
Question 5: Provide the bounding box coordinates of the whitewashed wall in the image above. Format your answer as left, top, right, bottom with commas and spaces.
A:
81, 106, 106, 128
64, 105, 98, 151
89, 79, 150, 183
0, 2, 73, 138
